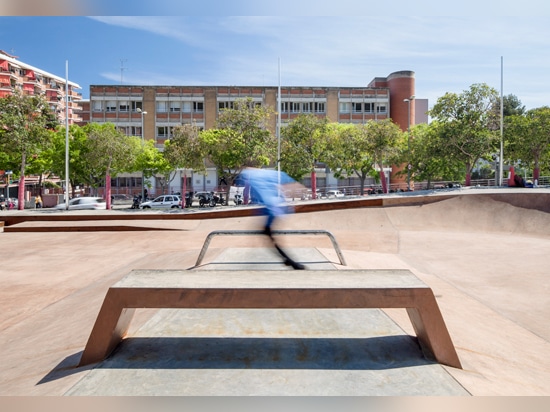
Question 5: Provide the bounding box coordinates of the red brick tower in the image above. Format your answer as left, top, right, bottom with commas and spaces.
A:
369, 70, 416, 190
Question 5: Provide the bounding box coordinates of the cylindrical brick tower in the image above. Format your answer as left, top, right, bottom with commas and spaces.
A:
387, 71, 415, 189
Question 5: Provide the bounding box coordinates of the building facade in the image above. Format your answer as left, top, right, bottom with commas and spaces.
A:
0, 50, 83, 125
88, 70, 417, 197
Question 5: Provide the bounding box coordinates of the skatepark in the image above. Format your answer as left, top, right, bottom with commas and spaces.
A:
0, 187, 549, 396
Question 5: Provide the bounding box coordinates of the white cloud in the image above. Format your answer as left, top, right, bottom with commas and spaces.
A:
91, 16, 550, 109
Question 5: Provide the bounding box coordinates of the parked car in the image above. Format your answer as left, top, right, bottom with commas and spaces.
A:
326, 190, 345, 198
140, 194, 181, 209
53, 197, 107, 210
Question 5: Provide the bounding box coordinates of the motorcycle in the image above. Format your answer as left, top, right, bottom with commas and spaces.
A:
212, 192, 226, 206
131, 195, 141, 209
197, 192, 215, 207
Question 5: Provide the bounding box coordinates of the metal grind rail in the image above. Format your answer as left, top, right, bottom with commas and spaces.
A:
194, 229, 347, 267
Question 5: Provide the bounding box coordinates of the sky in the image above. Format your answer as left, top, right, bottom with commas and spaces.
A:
1, 2, 550, 111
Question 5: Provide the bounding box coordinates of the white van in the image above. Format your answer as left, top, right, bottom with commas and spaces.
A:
326, 190, 345, 198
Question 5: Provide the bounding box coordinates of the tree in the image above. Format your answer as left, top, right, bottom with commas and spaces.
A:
503, 94, 526, 117
505, 106, 550, 181
280, 114, 331, 199
81, 123, 139, 208
201, 98, 276, 201
361, 119, 405, 193
138, 139, 175, 195
429, 83, 500, 186
164, 123, 207, 195
403, 122, 464, 188
0, 91, 57, 209
325, 123, 376, 195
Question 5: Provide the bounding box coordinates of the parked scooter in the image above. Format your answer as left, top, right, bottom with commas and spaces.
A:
131, 195, 141, 209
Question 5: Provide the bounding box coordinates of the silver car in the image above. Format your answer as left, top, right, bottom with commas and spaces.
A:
140, 195, 181, 209
54, 197, 107, 210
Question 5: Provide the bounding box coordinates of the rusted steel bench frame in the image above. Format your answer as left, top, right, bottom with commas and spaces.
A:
195, 229, 347, 267
78, 269, 461, 369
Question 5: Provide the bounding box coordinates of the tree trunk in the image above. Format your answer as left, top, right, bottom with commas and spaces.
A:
465, 163, 472, 186
311, 169, 317, 199
105, 173, 111, 209
18, 152, 26, 210
379, 170, 387, 193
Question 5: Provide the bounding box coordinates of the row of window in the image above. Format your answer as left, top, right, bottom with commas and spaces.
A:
281, 101, 325, 114
93, 100, 387, 115
340, 102, 387, 114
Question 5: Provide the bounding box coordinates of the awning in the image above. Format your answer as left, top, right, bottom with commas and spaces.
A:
0, 59, 8, 71
23, 83, 34, 92
26, 70, 35, 79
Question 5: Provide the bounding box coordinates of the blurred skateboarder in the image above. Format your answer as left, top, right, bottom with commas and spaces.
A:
237, 168, 306, 270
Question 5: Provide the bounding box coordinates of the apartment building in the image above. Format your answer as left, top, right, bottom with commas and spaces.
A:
0, 50, 82, 125
88, 70, 416, 196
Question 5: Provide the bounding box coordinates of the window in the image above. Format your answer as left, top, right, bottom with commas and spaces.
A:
92, 100, 103, 112
105, 101, 116, 112
157, 126, 170, 138
131, 126, 142, 137
193, 101, 204, 112
314, 102, 325, 113
302, 102, 313, 113
218, 101, 234, 110
364, 103, 374, 113
377, 104, 387, 113
131, 101, 143, 111
291, 102, 300, 113
352, 102, 362, 113
182, 101, 192, 113
339, 102, 350, 113
119, 101, 129, 112
170, 101, 181, 112
156, 101, 168, 112
281, 102, 289, 113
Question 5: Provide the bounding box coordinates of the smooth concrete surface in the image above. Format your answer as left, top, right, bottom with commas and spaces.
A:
1, 188, 550, 395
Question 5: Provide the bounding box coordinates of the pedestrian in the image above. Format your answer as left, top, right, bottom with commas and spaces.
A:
236, 168, 306, 270
35, 195, 43, 209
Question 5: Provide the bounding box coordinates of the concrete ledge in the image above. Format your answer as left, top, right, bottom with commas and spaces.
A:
78, 269, 462, 369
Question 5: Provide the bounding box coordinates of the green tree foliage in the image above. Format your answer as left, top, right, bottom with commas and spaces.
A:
429, 83, 500, 186
361, 119, 405, 193
503, 94, 526, 117
138, 139, 175, 195
505, 106, 550, 181
81, 122, 138, 207
0, 91, 57, 209
280, 113, 331, 198
404, 122, 464, 188
164, 122, 206, 194
164, 123, 206, 174
201, 98, 276, 199
325, 123, 377, 195
47, 125, 91, 197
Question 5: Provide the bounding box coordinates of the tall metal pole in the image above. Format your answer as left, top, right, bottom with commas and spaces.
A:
277, 58, 281, 189
139, 109, 147, 201
499, 56, 504, 186
65, 60, 69, 209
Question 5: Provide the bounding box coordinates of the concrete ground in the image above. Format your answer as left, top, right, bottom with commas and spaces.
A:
0, 187, 549, 395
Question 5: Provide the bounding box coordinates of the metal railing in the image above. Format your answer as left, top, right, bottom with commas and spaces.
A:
194, 229, 347, 267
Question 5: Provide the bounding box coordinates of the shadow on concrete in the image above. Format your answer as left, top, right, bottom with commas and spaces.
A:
38, 335, 434, 385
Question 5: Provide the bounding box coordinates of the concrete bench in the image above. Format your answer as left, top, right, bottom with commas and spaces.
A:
194, 229, 347, 267
78, 269, 462, 369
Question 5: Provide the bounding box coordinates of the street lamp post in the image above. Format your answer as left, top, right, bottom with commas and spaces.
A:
137, 108, 147, 202
403, 95, 415, 191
